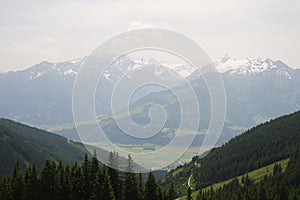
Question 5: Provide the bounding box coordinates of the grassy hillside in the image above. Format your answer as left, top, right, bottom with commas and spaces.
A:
0, 118, 87, 176
178, 158, 290, 199
160, 110, 300, 197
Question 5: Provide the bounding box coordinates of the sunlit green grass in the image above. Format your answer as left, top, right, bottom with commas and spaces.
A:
178, 158, 290, 200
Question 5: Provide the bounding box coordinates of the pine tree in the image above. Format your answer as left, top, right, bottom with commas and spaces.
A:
70, 161, 84, 200
0, 176, 12, 200
12, 162, 24, 200
145, 171, 158, 200
95, 166, 115, 200
168, 182, 175, 200
108, 151, 121, 200
187, 186, 192, 200
158, 187, 163, 200
56, 161, 70, 200
138, 173, 145, 200
82, 153, 92, 199
91, 151, 100, 180
40, 160, 57, 200
124, 154, 139, 200
24, 164, 39, 200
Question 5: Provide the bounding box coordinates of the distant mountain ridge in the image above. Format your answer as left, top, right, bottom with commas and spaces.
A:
214, 54, 293, 78
0, 55, 299, 144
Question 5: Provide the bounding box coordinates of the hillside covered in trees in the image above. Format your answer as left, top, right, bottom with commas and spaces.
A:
0, 153, 174, 200
1, 110, 300, 199
193, 148, 300, 200
160, 110, 300, 198
0, 118, 87, 176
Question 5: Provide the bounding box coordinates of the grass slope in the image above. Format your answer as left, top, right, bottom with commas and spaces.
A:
160, 110, 300, 197
178, 158, 290, 199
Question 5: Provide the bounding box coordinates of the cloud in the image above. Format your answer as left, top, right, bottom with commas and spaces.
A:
0, 0, 299, 71
42, 37, 55, 43
128, 21, 153, 31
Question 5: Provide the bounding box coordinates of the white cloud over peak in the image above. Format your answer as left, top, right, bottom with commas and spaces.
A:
128, 21, 153, 31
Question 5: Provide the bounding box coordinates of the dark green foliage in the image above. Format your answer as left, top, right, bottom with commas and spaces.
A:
24, 164, 39, 200
108, 151, 122, 200
168, 182, 176, 200
138, 173, 145, 200
160, 110, 300, 197
0, 176, 12, 200
95, 166, 115, 200
40, 160, 58, 200
11, 162, 23, 200
0, 118, 86, 176
193, 111, 300, 188
159, 161, 193, 196
145, 171, 159, 200
187, 187, 192, 200
0, 153, 163, 200
124, 155, 139, 200
196, 151, 300, 200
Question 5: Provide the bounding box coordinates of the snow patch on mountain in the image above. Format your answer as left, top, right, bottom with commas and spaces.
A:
214, 55, 293, 79
22, 55, 294, 81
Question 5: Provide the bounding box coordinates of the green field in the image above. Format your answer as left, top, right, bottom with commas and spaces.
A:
178, 158, 290, 200
87, 142, 209, 170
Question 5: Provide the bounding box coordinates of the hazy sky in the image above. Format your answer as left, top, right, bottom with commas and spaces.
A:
0, 0, 299, 71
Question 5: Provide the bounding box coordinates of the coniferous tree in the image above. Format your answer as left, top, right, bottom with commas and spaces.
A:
138, 172, 145, 200
56, 161, 70, 200
145, 171, 158, 200
91, 151, 100, 180
187, 186, 192, 200
124, 154, 139, 200
108, 151, 121, 200
0, 176, 12, 200
82, 153, 92, 199
168, 182, 175, 200
40, 160, 57, 200
24, 164, 39, 200
70, 161, 84, 200
158, 187, 163, 200
95, 166, 115, 200
12, 162, 24, 200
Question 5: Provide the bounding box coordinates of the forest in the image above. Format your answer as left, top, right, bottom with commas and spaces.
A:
1, 111, 300, 200
0, 152, 175, 200
194, 147, 300, 200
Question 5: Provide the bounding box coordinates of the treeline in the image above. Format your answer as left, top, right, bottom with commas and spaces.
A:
0, 152, 176, 200
193, 148, 300, 200
193, 111, 300, 189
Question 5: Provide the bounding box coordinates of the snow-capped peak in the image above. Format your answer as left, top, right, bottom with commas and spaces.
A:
26, 59, 81, 80
214, 55, 293, 79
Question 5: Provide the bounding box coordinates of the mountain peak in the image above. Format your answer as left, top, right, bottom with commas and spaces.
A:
221, 53, 231, 62
214, 56, 292, 78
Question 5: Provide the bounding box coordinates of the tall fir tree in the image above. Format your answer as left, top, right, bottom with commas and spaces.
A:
187, 186, 192, 200
12, 162, 24, 200
82, 153, 92, 199
138, 172, 145, 200
108, 151, 121, 200
24, 164, 39, 200
70, 161, 84, 200
0, 176, 12, 200
168, 182, 175, 200
124, 154, 139, 200
40, 160, 58, 200
145, 171, 158, 200
95, 166, 115, 200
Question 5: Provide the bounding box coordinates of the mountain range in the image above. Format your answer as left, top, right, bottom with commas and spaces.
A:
0, 55, 299, 147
